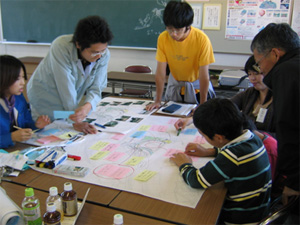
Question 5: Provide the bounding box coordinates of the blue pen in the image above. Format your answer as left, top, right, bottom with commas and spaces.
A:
51, 152, 58, 160
95, 123, 106, 129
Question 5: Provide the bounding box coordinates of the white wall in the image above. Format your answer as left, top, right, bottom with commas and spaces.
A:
0, 42, 251, 72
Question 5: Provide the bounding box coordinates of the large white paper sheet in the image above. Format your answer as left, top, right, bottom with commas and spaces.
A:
31, 115, 213, 208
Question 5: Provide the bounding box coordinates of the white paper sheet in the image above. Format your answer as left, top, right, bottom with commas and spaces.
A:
32, 115, 213, 208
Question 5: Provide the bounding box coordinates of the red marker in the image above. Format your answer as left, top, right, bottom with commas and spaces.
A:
67, 154, 81, 161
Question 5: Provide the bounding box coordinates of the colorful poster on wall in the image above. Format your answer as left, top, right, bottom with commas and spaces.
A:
225, 0, 293, 40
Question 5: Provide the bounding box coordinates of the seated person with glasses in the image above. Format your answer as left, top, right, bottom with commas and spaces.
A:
27, 16, 113, 134
146, 1, 215, 111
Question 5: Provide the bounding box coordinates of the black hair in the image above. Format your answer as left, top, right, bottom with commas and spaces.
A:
244, 55, 257, 75
251, 23, 300, 54
72, 15, 113, 51
193, 98, 243, 140
163, 1, 194, 29
0, 55, 27, 98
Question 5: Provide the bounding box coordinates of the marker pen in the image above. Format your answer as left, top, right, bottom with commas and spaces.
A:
67, 154, 81, 161
94, 123, 106, 129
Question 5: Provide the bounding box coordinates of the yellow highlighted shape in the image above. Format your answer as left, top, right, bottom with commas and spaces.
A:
134, 170, 157, 182
90, 151, 110, 160
59, 131, 78, 139
138, 125, 151, 131
90, 141, 109, 150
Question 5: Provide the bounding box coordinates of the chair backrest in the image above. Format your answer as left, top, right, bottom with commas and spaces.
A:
124, 65, 152, 74
257, 195, 299, 225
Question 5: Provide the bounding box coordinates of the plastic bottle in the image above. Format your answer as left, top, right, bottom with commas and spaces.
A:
113, 214, 124, 225
43, 202, 61, 225
61, 182, 78, 216
46, 187, 64, 221
22, 188, 42, 225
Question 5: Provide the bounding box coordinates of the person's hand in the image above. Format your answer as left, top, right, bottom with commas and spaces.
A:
73, 122, 97, 134
11, 129, 33, 142
282, 186, 300, 205
170, 152, 192, 167
174, 117, 193, 130
69, 103, 92, 123
185, 143, 216, 157
35, 115, 51, 128
145, 102, 161, 111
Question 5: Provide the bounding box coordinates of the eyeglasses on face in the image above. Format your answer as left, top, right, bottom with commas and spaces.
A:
91, 48, 107, 57
252, 50, 271, 73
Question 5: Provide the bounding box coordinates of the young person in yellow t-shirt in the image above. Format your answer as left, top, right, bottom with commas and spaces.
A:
146, 1, 215, 111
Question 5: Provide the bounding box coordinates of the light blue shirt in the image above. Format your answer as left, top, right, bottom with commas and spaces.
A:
27, 35, 109, 120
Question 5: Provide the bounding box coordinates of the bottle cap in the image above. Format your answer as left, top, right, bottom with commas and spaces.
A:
64, 182, 73, 191
49, 187, 58, 196
113, 214, 123, 225
46, 202, 56, 212
25, 188, 34, 197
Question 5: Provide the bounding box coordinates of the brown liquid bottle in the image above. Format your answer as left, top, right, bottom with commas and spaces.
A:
61, 182, 78, 216
43, 202, 61, 225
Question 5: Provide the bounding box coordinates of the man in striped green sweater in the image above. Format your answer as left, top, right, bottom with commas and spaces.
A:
170, 98, 271, 224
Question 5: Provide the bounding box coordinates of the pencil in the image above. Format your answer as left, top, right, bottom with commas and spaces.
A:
13, 125, 22, 130
13, 125, 40, 133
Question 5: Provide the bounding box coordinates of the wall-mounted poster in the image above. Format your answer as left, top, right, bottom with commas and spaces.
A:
225, 0, 293, 40
202, 3, 222, 30
291, 0, 300, 37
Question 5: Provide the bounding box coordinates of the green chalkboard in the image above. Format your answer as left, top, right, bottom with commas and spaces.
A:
1, 0, 172, 48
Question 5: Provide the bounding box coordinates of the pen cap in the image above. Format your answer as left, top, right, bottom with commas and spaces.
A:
113, 214, 123, 225
49, 187, 58, 196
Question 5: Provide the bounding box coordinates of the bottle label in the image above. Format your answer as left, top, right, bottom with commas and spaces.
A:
63, 199, 78, 216
23, 203, 42, 224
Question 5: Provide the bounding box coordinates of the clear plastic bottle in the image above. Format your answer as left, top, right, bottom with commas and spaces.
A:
22, 188, 42, 225
61, 182, 78, 216
43, 202, 61, 225
113, 214, 124, 225
46, 187, 64, 221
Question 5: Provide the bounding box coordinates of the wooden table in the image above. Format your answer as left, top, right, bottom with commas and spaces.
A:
110, 182, 226, 224
1, 182, 172, 225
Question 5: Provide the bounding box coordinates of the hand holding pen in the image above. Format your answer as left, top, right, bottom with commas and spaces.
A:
174, 117, 193, 131
11, 126, 33, 142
